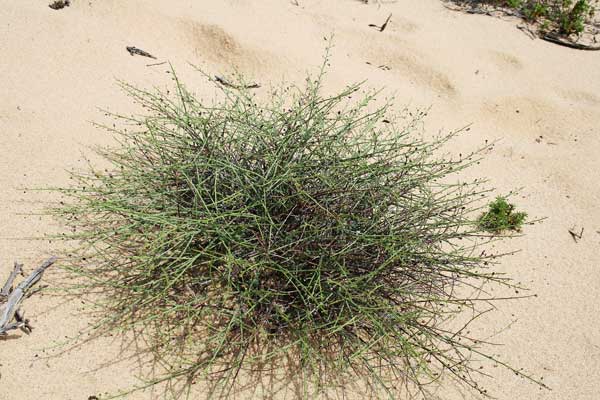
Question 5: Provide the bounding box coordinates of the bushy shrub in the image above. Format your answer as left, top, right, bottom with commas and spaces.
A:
52, 66, 541, 398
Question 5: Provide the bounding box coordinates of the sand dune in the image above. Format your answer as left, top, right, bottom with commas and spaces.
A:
1, 0, 599, 399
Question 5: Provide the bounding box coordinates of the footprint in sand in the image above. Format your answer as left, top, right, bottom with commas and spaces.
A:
360, 42, 456, 96
488, 51, 523, 70
392, 53, 456, 95
182, 20, 267, 72
185, 22, 243, 63
558, 89, 600, 107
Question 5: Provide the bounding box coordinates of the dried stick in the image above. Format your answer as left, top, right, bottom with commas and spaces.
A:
0, 262, 23, 297
542, 33, 600, 51
213, 75, 260, 89
0, 257, 56, 335
368, 13, 392, 32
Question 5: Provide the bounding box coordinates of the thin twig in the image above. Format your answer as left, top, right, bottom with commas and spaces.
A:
214, 75, 260, 89
146, 61, 167, 67
369, 13, 392, 32
517, 24, 537, 40
380, 13, 392, 32
568, 226, 584, 243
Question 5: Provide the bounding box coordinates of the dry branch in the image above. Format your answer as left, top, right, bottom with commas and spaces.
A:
542, 33, 600, 50
0, 262, 22, 297
0, 257, 56, 335
213, 75, 260, 89
368, 13, 392, 32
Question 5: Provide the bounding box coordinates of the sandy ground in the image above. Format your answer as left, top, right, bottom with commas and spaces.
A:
1, 0, 599, 399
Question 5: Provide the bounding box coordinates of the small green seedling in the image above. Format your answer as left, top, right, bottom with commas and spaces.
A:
478, 196, 527, 233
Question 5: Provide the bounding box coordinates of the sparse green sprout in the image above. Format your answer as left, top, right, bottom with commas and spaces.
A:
51, 66, 544, 398
478, 196, 527, 233
557, 0, 593, 34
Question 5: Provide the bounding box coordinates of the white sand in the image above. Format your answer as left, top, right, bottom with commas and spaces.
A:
1, 0, 599, 398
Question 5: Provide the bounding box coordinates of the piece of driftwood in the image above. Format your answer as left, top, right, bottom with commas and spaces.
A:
0, 257, 56, 335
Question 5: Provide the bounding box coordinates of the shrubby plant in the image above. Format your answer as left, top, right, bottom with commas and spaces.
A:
52, 63, 542, 398
456, 0, 597, 35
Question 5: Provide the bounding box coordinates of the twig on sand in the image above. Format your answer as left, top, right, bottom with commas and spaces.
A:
0, 257, 56, 335
466, 9, 493, 16
369, 13, 392, 32
541, 33, 600, 51
146, 61, 167, 67
379, 13, 392, 32
365, 61, 391, 71
213, 75, 260, 89
517, 24, 537, 40
568, 227, 584, 243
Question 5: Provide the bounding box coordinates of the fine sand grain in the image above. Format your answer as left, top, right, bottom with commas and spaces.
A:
1, 0, 599, 399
